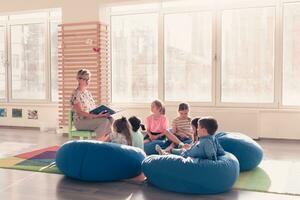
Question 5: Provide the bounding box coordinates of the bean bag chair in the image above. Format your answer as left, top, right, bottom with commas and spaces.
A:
55, 140, 146, 181
144, 139, 192, 155
142, 152, 239, 194
216, 132, 263, 171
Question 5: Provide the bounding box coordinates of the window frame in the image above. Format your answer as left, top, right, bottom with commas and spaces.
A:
216, 5, 278, 108
162, 10, 216, 106
280, 1, 300, 109
0, 22, 8, 102
110, 11, 160, 104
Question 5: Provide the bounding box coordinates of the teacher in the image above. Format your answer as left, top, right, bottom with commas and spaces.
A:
70, 69, 113, 139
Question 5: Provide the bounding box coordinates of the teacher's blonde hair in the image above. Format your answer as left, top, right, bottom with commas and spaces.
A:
77, 69, 91, 80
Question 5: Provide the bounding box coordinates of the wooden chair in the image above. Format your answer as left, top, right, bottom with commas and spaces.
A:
68, 111, 96, 140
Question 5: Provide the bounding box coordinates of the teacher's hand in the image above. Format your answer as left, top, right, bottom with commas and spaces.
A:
98, 111, 111, 118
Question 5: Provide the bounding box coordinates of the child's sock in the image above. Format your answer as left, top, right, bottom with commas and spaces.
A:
155, 144, 167, 155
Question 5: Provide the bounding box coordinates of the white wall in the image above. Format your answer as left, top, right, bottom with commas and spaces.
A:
0, 0, 101, 23
114, 107, 260, 137
113, 106, 300, 140
0, 103, 58, 131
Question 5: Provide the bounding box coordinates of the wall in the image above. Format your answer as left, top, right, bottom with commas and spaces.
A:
113, 106, 300, 140
0, 0, 100, 23
0, 103, 58, 131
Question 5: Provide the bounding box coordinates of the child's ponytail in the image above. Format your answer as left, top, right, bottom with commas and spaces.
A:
160, 106, 165, 115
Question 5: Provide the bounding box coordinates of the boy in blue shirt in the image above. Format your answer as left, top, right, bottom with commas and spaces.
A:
156, 116, 225, 160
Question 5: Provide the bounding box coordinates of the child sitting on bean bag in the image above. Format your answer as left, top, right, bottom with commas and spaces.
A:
156, 116, 225, 160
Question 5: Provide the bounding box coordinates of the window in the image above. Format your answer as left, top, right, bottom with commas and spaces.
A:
164, 12, 213, 102
283, 3, 300, 106
0, 26, 5, 99
111, 14, 158, 103
108, 1, 300, 108
221, 7, 275, 103
0, 9, 61, 102
11, 23, 46, 100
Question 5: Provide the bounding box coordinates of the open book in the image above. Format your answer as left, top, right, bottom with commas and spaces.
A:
89, 105, 117, 115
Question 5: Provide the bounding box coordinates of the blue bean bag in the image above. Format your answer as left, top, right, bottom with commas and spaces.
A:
56, 140, 146, 181
144, 139, 192, 155
142, 152, 239, 194
216, 132, 263, 171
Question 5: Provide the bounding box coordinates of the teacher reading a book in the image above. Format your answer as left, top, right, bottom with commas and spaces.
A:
70, 69, 113, 139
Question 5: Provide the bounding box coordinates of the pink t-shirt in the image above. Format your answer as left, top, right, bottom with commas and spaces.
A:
146, 114, 169, 133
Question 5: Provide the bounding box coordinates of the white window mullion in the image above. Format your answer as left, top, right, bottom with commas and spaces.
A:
45, 20, 51, 102
281, 2, 300, 108
0, 22, 8, 101
275, 1, 283, 108
215, 9, 222, 107
7, 23, 12, 102
158, 11, 164, 101
212, 10, 217, 106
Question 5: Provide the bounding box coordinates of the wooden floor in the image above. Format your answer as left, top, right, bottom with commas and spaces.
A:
0, 127, 300, 200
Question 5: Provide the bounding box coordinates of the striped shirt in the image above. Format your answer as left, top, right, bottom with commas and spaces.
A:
172, 117, 193, 136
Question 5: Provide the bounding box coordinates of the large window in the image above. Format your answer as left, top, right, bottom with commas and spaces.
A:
0, 26, 5, 99
283, 3, 300, 106
164, 12, 212, 102
0, 10, 61, 102
111, 14, 158, 103
108, 1, 300, 108
221, 7, 275, 103
11, 23, 46, 99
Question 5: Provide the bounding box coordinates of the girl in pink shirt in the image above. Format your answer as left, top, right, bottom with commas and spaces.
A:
144, 100, 168, 143
144, 100, 184, 145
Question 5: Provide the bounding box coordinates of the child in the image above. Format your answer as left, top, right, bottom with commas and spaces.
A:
191, 117, 200, 142
157, 117, 225, 161
164, 103, 194, 152
144, 100, 168, 143
128, 116, 144, 150
109, 117, 132, 146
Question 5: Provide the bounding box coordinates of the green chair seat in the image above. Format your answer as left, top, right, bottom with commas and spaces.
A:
68, 111, 96, 140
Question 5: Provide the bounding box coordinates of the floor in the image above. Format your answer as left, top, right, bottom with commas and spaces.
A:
0, 127, 300, 200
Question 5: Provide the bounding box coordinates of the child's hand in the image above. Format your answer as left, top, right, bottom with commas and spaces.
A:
148, 133, 155, 141
149, 134, 157, 141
